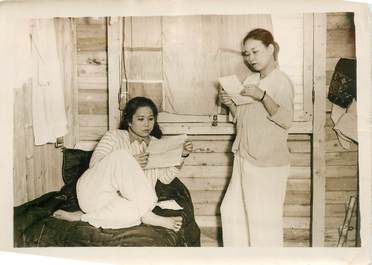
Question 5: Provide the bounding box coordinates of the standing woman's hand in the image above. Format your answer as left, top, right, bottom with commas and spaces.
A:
134, 152, 149, 169
219, 89, 234, 107
240, 84, 265, 101
182, 139, 193, 158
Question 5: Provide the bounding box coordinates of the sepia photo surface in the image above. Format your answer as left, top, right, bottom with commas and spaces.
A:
1, 0, 371, 264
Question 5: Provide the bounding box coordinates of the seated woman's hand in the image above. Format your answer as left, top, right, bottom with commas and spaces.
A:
240, 84, 264, 100
182, 139, 193, 158
219, 89, 234, 107
134, 152, 149, 169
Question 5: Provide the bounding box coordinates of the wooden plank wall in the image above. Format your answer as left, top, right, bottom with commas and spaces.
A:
13, 18, 78, 206
324, 12, 358, 247
77, 17, 109, 141
14, 83, 64, 207
76, 15, 311, 247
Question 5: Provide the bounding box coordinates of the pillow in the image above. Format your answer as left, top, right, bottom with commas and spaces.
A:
62, 148, 93, 185
59, 149, 93, 212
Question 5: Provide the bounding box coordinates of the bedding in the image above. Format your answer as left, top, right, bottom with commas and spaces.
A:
14, 149, 200, 247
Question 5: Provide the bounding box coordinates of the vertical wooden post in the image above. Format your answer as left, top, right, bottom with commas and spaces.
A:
107, 17, 123, 130
68, 18, 79, 148
56, 18, 79, 148
311, 13, 327, 247
303, 13, 314, 121
13, 84, 28, 205
71, 18, 80, 148
24, 79, 36, 201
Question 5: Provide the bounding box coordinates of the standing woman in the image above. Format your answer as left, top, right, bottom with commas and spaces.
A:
219, 28, 294, 247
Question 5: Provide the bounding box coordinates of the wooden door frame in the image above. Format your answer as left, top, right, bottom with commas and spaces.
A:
311, 13, 327, 247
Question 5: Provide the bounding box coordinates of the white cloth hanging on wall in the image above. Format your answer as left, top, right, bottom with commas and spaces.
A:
30, 19, 67, 145
331, 99, 358, 149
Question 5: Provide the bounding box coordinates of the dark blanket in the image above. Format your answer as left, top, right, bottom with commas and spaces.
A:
14, 148, 200, 247
14, 178, 200, 247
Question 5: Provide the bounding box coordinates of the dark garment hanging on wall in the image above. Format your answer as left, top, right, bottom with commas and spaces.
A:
328, 58, 357, 109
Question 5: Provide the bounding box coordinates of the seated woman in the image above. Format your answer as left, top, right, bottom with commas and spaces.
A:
54, 97, 193, 232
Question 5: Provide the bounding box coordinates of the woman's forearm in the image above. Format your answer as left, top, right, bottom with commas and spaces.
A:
227, 104, 237, 117
175, 155, 188, 170
261, 93, 279, 117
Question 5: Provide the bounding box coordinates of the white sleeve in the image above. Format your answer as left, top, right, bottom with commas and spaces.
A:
267, 78, 294, 130
148, 167, 180, 185
89, 131, 118, 168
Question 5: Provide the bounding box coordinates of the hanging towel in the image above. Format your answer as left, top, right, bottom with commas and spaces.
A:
30, 19, 67, 145
330, 100, 358, 150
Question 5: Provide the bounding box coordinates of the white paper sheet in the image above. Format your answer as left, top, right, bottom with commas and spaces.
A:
145, 134, 187, 169
218, 75, 254, 105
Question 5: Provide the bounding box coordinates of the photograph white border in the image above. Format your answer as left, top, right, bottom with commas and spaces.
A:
0, 0, 371, 264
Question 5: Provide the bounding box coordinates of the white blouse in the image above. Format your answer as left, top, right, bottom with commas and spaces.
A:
90, 130, 179, 186
232, 68, 294, 167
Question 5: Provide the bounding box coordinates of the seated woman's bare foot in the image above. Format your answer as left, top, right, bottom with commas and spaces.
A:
142, 212, 183, 232
53, 210, 83, 222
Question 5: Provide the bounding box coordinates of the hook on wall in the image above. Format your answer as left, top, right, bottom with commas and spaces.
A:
55, 136, 64, 148
212, 114, 218, 126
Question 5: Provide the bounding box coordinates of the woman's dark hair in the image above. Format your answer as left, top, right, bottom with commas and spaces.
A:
119, 96, 162, 139
242, 28, 279, 61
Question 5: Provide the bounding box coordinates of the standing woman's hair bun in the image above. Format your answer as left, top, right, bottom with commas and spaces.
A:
242, 28, 280, 61
272, 41, 280, 61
